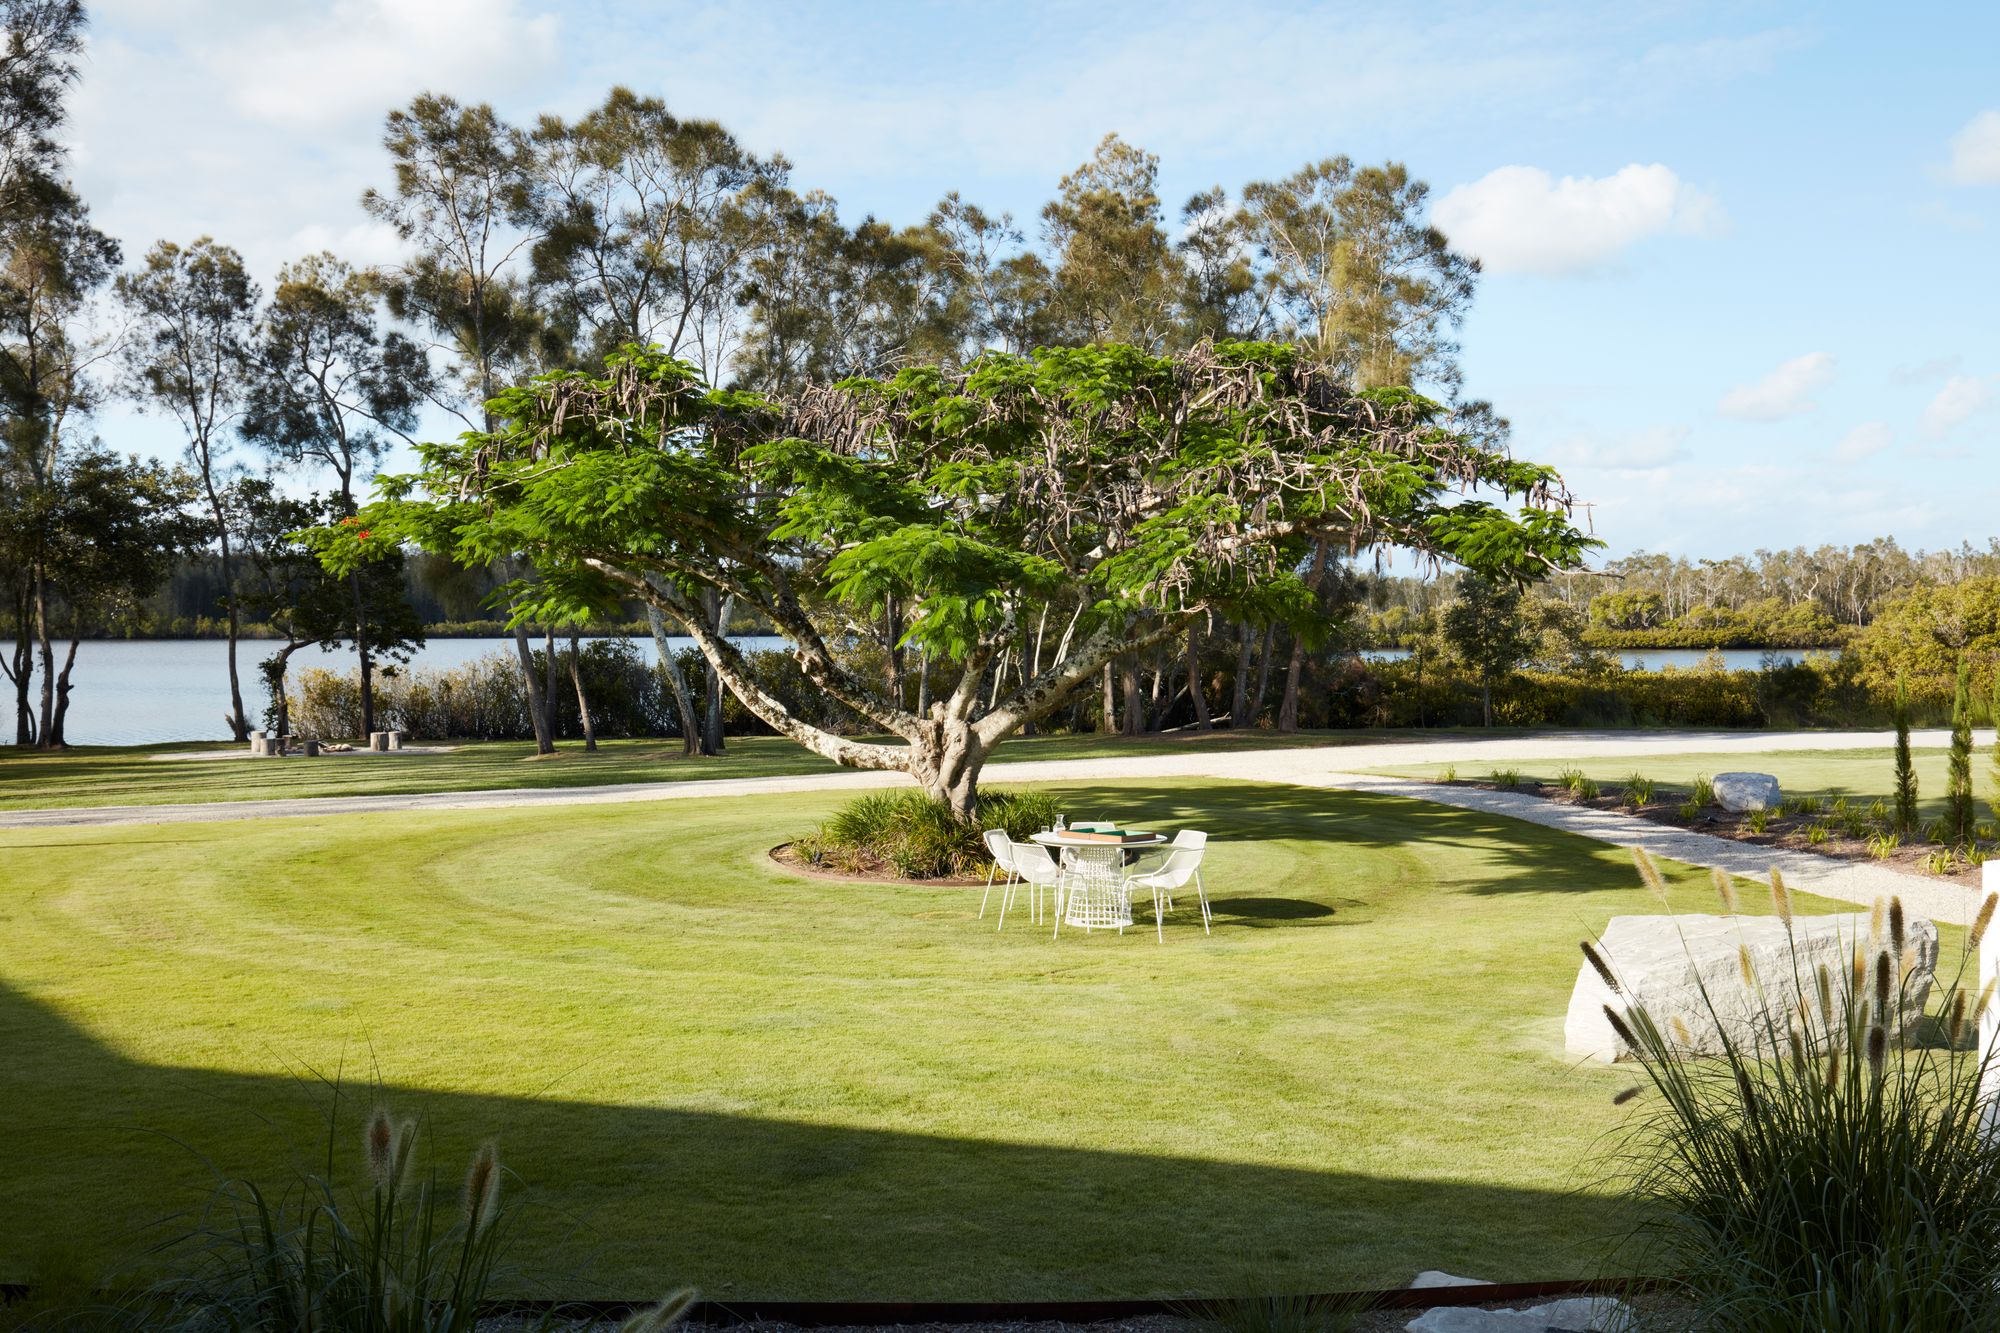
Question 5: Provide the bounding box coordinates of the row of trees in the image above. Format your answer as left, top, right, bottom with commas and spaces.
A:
3, 0, 1583, 764
1361, 539, 2000, 651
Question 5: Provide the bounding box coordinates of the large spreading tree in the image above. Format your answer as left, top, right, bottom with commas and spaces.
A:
326, 339, 1595, 817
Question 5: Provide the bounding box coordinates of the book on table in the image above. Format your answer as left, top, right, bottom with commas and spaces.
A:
1061, 830, 1154, 844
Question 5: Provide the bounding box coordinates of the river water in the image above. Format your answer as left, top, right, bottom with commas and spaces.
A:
5, 639, 1808, 748
2, 636, 786, 747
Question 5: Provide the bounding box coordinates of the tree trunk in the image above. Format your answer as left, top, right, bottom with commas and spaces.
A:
213, 498, 249, 741
350, 570, 375, 741
645, 604, 702, 756
569, 633, 597, 751
1278, 541, 1330, 734
1482, 675, 1493, 728
916, 651, 931, 719
6, 593, 32, 744
702, 591, 734, 753
268, 642, 307, 740
884, 596, 905, 710
32, 566, 56, 749
1229, 622, 1253, 727
1100, 662, 1117, 733
48, 636, 78, 748
510, 622, 555, 754
543, 628, 559, 740
907, 715, 984, 822
1185, 624, 1211, 731
1251, 624, 1276, 723
1121, 660, 1143, 737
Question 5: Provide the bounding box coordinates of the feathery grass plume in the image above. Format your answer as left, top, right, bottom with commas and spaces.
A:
365, 1105, 395, 1185
620, 1288, 700, 1333
1978, 974, 1999, 1021
1738, 943, 1756, 991
1788, 1022, 1807, 1071
1769, 868, 1792, 928
1613, 1086, 1642, 1106
1853, 944, 1868, 997
393, 1116, 418, 1196
1816, 963, 1834, 1027
1867, 1023, 1886, 1080
463, 1141, 501, 1235
1890, 897, 1907, 959
1632, 846, 1669, 902
1973, 893, 1999, 952
1581, 939, 1621, 993
1712, 866, 1738, 914
1822, 1042, 1840, 1091
1670, 1016, 1693, 1046
1604, 1004, 1639, 1054
1874, 950, 1893, 1020
1950, 990, 1970, 1048
1870, 898, 1887, 943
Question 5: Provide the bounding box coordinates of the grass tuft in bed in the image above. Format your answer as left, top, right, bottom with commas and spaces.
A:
796, 788, 1060, 879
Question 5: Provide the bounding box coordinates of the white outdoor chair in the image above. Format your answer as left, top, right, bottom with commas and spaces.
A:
1124, 830, 1210, 942
998, 839, 1064, 930
979, 828, 1016, 920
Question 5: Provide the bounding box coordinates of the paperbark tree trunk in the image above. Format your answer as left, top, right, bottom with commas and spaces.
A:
645, 604, 702, 755
1185, 624, 1211, 731
1100, 662, 1117, 733
1229, 622, 1254, 727
568, 633, 597, 751
510, 622, 554, 754
1121, 660, 1143, 737
351, 570, 375, 741
1278, 541, 1330, 733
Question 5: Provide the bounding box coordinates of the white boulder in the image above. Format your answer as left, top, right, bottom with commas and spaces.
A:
1409, 1271, 1487, 1289
1711, 771, 1781, 812
1565, 911, 1937, 1063
1406, 1297, 1633, 1332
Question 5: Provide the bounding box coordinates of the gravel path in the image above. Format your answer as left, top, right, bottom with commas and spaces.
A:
0, 730, 1984, 924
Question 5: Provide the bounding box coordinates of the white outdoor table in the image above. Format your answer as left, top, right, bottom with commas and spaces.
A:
1031, 830, 1168, 934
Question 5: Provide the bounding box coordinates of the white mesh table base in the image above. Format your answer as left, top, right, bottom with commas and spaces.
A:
1061, 846, 1132, 931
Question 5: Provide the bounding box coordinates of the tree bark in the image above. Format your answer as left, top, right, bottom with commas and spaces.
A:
702, 591, 734, 753
1185, 624, 1211, 730
6, 590, 32, 744
510, 622, 554, 754
33, 565, 56, 749
543, 627, 560, 740
350, 569, 375, 741
215, 518, 250, 741
1229, 622, 1253, 727
1251, 623, 1275, 723
568, 633, 597, 751
1100, 662, 1117, 733
1121, 660, 1143, 737
1278, 541, 1330, 733
47, 637, 78, 748
644, 604, 702, 756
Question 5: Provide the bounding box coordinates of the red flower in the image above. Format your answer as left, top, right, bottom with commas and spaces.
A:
357, 529, 371, 540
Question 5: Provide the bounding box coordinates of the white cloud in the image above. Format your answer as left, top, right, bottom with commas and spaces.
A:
1833, 421, 1893, 464
1921, 375, 1994, 435
1431, 163, 1720, 275
1717, 352, 1837, 422
1946, 110, 2000, 185
213, 0, 560, 127
1546, 425, 1690, 472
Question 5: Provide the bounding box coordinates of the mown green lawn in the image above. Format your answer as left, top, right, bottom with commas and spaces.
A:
0, 775, 1918, 1300
1370, 747, 1994, 820
0, 729, 1389, 811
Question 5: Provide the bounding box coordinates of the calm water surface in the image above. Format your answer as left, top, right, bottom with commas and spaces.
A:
7, 639, 1809, 748
2, 636, 784, 747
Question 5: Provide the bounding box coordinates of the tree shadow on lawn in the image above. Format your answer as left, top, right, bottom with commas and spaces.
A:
0, 978, 1638, 1302
1037, 781, 1640, 905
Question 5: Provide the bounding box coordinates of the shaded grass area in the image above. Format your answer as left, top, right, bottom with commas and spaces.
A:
1371, 748, 1988, 820
0, 729, 1388, 811
0, 777, 1892, 1299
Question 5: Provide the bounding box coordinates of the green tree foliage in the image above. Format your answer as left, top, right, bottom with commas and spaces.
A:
1894, 681, 1919, 836
1440, 577, 1535, 727
325, 341, 1595, 816
1949, 659, 1975, 843
1855, 577, 2000, 707
1239, 157, 1476, 390
115, 237, 259, 739
242, 253, 428, 739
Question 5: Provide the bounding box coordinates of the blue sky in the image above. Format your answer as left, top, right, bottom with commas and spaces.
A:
73, 0, 2000, 560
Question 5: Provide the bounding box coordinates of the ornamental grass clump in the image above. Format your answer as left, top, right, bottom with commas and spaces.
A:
133, 1099, 566, 1333
798, 787, 1061, 880
1620, 773, 1654, 807
1602, 860, 2000, 1332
